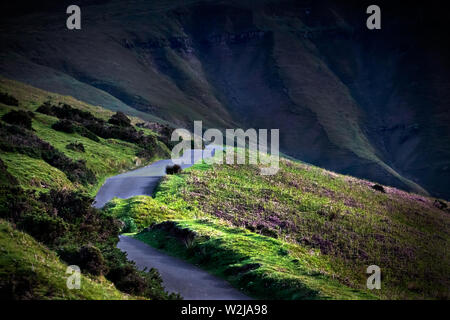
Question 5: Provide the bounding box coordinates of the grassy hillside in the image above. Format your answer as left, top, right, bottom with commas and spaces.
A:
0, 220, 139, 300
107, 154, 449, 299
0, 78, 177, 300
0, 77, 170, 195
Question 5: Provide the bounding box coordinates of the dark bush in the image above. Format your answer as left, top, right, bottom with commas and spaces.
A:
57, 245, 108, 276
52, 119, 76, 133
1, 110, 33, 130
166, 164, 182, 175
40, 190, 94, 223
433, 199, 447, 210
0, 92, 19, 106
18, 212, 69, 245
79, 245, 108, 276
108, 111, 131, 127
36, 102, 54, 115
0, 270, 37, 299
51, 103, 99, 123
107, 262, 178, 299
66, 142, 85, 152
136, 121, 175, 149
0, 122, 43, 157
43, 153, 96, 185
52, 120, 100, 142
87, 122, 156, 149
82, 129, 100, 142
0, 163, 35, 223
371, 184, 386, 193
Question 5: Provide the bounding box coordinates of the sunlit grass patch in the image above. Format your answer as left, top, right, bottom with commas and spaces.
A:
0, 152, 74, 192
135, 218, 376, 300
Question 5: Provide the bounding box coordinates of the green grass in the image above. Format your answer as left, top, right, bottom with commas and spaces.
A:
135, 218, 376, 300
0, 78, 170, 195
0, 152, 74, 191
142, 156, 449, 299
31, 113, 154, 195
0, 220, 140, 300
104, 195, 193, 232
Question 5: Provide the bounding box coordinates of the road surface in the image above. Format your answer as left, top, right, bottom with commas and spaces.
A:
93, 145, 218, 208
118, 235, 251, 300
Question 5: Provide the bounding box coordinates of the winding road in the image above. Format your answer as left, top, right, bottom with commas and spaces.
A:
93, 145, 218, 208
94, 145, 249, 299
118, 236, 250, 300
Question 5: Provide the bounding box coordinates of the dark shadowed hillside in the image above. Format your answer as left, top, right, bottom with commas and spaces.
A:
0, 0, 449, 198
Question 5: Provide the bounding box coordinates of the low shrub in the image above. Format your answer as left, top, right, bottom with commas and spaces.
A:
107, 261, 179, 299
121, 216, 138, 233
78, 245, 108, 276
0, 92, 19, 106
36, 101, 54, 115
108, 111, 131, 127
17, 211, 69, 245
1, 110, 34, 130
66, 142, 85, 152
51, 103, 100, 123
51, 119, 76, 133
371, 184, 385, 193
52, 120, 99, 142
166, 164, 182, 175
136, 121, 174, 149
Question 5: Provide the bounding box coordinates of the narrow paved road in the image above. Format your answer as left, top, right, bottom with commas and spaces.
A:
93, 145, 218, 208
118, 235, 251, 300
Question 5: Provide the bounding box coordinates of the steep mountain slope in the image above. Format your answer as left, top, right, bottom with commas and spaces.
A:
0, 0, 449, 198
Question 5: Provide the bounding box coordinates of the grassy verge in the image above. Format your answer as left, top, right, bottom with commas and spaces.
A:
104, 196, 192, 233
135, 218, 376, 300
